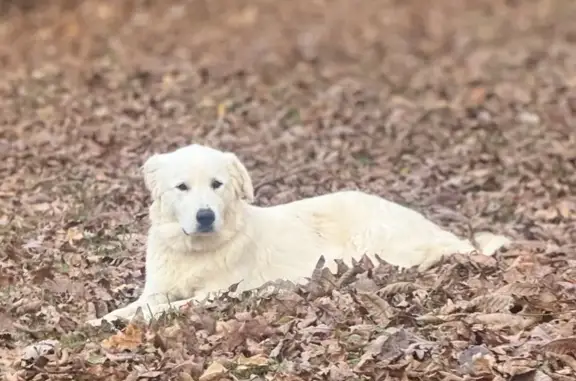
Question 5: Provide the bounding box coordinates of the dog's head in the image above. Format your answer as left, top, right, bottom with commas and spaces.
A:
142, 144, 254, 237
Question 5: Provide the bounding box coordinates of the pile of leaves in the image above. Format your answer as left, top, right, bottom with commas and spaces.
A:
6, 249, 576, 380
2, 0, 576, 379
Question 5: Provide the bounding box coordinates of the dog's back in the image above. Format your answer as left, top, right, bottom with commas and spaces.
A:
256, 190, 509, 271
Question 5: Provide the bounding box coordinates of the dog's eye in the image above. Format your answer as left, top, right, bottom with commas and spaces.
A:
176, 183, 189, 191
211, 180, 223, 190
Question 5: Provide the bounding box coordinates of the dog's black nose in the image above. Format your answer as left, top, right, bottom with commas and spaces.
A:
196, 208, 215, 227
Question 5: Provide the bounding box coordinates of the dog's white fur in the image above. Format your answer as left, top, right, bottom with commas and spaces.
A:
88, 144, 511, 326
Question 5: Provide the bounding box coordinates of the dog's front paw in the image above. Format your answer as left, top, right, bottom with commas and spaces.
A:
86, 315, 122, 328
86, 317, 105, 327
86, 309, 134, 328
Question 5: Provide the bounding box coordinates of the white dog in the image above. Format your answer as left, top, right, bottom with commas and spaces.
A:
88, 144, 511, 326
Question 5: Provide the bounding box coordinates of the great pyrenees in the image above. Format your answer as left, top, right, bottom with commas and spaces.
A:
88, 144, 511, 326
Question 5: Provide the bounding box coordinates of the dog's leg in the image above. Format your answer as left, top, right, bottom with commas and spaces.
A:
86, 292, 175, 327
141, 297, 198, 321
86, 291, 210, 327
86, 301, 142, 327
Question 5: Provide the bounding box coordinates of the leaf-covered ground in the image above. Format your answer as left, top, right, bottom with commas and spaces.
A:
2, 0, 576, 380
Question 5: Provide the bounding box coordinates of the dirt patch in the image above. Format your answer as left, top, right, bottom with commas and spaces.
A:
1, 0, 576, 379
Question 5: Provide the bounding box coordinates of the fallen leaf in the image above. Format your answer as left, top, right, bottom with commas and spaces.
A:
467, 294, 515, 313
236, 353, 270, 367
199, 361, 227, 381
542, 337, 576, 356
21, 339, 59, 363
101, 323, 143, 351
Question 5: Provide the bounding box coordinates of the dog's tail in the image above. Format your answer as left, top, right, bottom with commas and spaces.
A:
472, 231, 512, 257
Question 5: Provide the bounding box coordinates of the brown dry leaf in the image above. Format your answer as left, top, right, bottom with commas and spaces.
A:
546, 352, 576, 372
535, 290, 557, 306
364, 334, 388, 356
65, 227, 84, 245
21, 340, 60, 363
199, 361, 228, 381
228, 6, 259, 26
467, 294, 515, 313
497, 282, 541, 296
335, 264, 359, 288
310, 255, 327, 283
308, 255, 336, 294
139, 371, 164, 379
101, 323, 143, 351
217, 103, 227, 120
557, 200, 576, 219
4, 373, 21, 381
177, 373, 195, 381
236, 353, 269, 366
356, 291, 394, 325
542, 337, 576, 356
468, 313, 537, 330
495, 357, 539, 376
30, 265, 55, 284
458, 345, 496, 375
466, 87, 487, 106
355, 334, 388, 369
510, 370, 553, 381
378, 281, 421, 296
274, 375, 306, 381
352, 273, 379, 293
236, 353, 270, 370
534, 208, 559, 221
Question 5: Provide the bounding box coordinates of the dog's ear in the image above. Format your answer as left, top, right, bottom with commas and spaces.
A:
142, 153, 165, 199
226, 152, 254, 203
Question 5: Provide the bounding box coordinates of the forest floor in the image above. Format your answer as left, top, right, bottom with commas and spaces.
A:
1, 0, 576, 380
